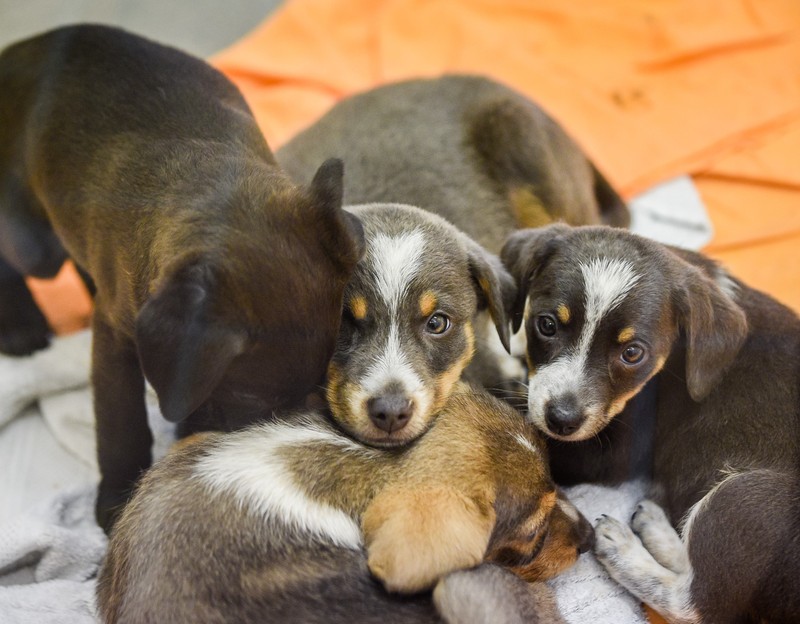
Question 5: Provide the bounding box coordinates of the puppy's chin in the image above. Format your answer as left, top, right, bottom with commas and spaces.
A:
527, 408, 614, 443
333, 411, 434, 449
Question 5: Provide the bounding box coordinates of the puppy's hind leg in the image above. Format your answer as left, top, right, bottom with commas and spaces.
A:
433, 564, 566, 624
682, 469, 800, 623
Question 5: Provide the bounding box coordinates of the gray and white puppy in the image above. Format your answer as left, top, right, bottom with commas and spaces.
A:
277, 74, 629, 397
502, 224, 800, 624
326, 202, 514, 447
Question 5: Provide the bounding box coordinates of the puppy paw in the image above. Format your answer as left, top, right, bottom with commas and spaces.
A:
363, 486, 492, 594
594, 514, 638, 567
631, 500, 689, 574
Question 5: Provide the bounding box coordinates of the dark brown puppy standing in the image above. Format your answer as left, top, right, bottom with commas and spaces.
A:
0, 25, 364, 531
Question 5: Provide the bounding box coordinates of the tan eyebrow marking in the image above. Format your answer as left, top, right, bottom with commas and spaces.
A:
419, 290, 437, 317
350, 296, 368, 320
617, 326, 636, 343
556, 304, 571, 324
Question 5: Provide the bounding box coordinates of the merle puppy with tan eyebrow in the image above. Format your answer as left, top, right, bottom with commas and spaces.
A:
324, 202, 514, 447
502, 224, 800, 624
0, 25, 364, 532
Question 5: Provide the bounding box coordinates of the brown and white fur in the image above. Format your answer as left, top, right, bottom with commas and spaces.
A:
277, 74, 630, 399
324, 202, 516, 447
502, 224, 800, 623
98, 384, 594, 624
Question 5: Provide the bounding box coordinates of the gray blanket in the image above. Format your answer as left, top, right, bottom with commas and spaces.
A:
0, 331, 646, 624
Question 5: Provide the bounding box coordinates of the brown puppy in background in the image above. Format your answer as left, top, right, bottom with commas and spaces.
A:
277, 74, 630, 395
98, 384, 594, 624
502, 224, 800, 623
0, 25, 364, 532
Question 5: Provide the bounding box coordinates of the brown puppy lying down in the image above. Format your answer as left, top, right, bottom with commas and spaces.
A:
98, 384, 594, 624
0, 25, 364, 532
502, 224, 800, 623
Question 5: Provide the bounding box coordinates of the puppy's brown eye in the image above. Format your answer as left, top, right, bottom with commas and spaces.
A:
536, 314, 557, 338
425, 313, 451, 335
621, 343, 645, 365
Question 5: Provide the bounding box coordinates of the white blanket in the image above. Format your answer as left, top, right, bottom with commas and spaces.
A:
0, 330, 646, 623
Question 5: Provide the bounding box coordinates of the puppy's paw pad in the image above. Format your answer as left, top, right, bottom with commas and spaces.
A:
631, 500, 672, 535
594, 515, 637, 560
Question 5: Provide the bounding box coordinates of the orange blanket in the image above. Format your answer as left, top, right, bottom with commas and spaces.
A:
29, 0, 800, 321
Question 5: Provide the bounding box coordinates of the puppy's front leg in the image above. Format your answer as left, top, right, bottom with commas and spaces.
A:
363, 485, 494, 594
93, 314, 153, 533
594, 514, 698, 624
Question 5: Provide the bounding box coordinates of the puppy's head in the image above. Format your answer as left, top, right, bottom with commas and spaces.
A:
460, 390, 592, 581
502, 225, 748, 441
136, 159, 365, 424
326, 204, 515, 447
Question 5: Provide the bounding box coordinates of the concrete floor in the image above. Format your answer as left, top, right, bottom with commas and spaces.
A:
0, 0, 282, 56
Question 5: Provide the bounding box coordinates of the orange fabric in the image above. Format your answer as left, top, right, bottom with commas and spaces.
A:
26, 261, 92, 336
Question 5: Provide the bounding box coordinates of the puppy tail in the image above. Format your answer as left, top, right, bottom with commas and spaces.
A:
591, 162, 630, 229
432, 564, 566, 624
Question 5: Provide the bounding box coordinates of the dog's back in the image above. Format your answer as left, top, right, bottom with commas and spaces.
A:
277, 74, 629, 255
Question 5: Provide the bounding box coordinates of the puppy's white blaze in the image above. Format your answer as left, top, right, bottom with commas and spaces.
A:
193, 421, 363, 549
368, 230, 425, 316
580, 257, 640, 334
513, 432, 539, 456
361, 324, 424, 396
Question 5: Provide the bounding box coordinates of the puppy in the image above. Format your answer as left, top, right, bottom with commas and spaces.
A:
277, 73, 630, 396
323, 202, 514, 447
502, 224, 800, 623
98, 384, 594, 624
0, 25, 364, 531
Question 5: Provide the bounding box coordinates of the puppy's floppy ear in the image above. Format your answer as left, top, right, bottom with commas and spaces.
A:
309, 158, 365, 267
136, 261, 246, 423
501, 225, 570, 333
673, 261, 748, 402
464, 239, 516, 353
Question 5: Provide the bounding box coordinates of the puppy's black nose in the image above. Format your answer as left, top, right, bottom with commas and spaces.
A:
544, 398, 584, 437
367, 395, 413, 433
